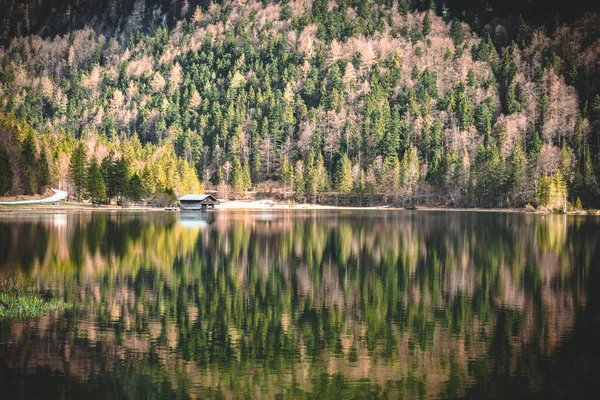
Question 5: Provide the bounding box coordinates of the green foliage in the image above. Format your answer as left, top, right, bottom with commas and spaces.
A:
125, 173, 144, 203
334, 153, 353, 194
471, 145, 504, 207
68, 141, 87, 201
0, 276, 70, 320
450, 19, 465, 46
0, 144, 13, 195
0, 2, 595, 207
457, 92, 474, 131
506, 141, 527, 204
536, 170, 567, 211
230, 156, 246, 199
38, 147, 51, 189
422, 12, 431, 37
86, 157, 106, 204
281, 155, 293, 189
401, 144, 420, 202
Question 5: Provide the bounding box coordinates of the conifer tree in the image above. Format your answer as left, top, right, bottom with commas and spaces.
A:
38, 147, 51, 190
335, 153, 353, 194
281, 155, 293, 190
243, 162, 252, 191
0, 144, 13, 195
101, 152, 116, 203
125, 173, 144, 203
68, 142, 87, 202
450, 19, 464, 46
20, 129, 37, 194
294, 160, 305, 198
86, 157, 106, 204
230, 156, 245, 199
507, 140, 527, 204
422, 12, 431, 37
402, 144, 420, 204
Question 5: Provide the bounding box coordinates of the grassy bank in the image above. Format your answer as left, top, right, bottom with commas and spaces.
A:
0, 276, 70, 319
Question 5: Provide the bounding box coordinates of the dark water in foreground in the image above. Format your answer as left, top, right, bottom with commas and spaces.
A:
0, 210, 599, 399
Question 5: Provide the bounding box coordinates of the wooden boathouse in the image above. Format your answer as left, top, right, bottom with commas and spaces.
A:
178, 194, 219, 210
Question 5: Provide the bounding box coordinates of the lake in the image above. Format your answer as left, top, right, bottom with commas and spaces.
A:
0, 210, 599, 399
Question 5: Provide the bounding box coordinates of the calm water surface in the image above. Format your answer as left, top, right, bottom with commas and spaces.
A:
0, 210, 599, 399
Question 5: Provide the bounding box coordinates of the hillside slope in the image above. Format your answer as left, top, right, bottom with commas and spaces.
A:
0, 0, 598, 207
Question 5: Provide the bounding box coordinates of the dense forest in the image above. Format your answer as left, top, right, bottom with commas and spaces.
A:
0, 0, 599, 208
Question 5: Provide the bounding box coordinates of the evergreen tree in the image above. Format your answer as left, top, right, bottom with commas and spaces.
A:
422, 12, 431, 37
507, 141, 527, 204
583, 150, 598, 194
471, 145, 505, 207
335, 153, 353, 194
38, 147, 51, 190
68, 142, 87, 202
294, 160, 306, 198
457, 93, 474, 131
101, 152, 116, 203
243, 162, 252, 191
86, 157, 106, 204
0, 144, 13, 195
230, 156, 245, 199
20, 129, 37, 194
113, 157, 130, 203
401, 144, 420, 204
281, 155, 293, 190
315, 152, 328, 193
125, 173, 144, 203
536, 170, 567, 211
450, 19, 464, 46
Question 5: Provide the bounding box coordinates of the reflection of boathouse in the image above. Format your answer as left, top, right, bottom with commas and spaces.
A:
178, 194, 219, 210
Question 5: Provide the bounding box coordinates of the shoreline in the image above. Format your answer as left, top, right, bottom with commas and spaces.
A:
0, 199, 597, 215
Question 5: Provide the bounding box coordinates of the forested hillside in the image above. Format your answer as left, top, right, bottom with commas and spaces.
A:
0, 0, 599, 208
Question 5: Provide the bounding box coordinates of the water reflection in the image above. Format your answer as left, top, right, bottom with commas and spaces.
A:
0, 211, 599, 398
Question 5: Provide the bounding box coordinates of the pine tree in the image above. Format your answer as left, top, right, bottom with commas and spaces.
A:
422, 12, 431, 37
125, 173, 144, 203
243, 162, 252, 191
101, 152, 116, 203
86, 157, 106, 204
471, 145, 504, 207
315, 152, 328, 193
560, 139, 574, 186
335, 153, 353, 194
113, 157, 130, 203
583, 150, 598, 194
38, 147, 51, 190
230, 156, 245, 199
305, 150, 318, 199
457, 93, 474, 131
20, 129, 37, 195
0, 144, 13, 195
450, 19, 464, 46
528, 130, 542, 156
281, 155, 293, 190
68, 142, 87, 202
507, 140, 527, 204
401, 144, 420, 204
294, 160, 305, 198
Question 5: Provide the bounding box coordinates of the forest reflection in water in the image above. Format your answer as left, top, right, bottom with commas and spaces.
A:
0, 210, 599, 399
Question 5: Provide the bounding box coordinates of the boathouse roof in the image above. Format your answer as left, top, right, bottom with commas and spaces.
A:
178, 194, 217, 201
